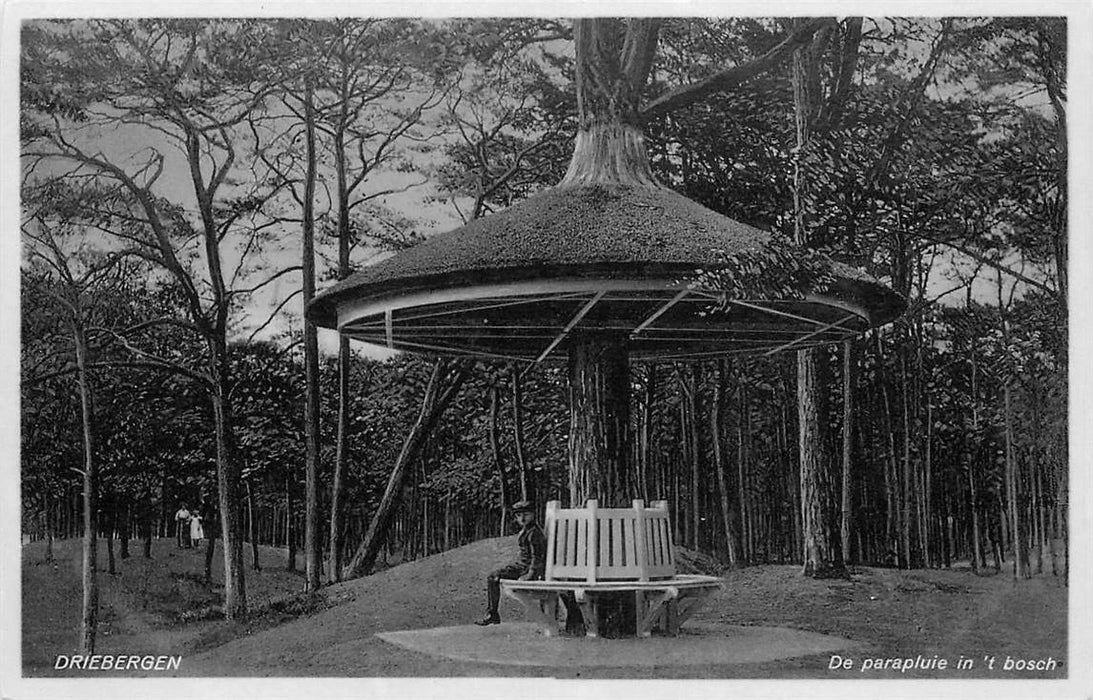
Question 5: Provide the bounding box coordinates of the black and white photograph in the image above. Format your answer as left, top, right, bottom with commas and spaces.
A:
2, 3, 1089, 698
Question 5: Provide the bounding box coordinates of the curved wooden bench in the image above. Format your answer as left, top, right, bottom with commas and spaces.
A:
501, 499, 722, 637
502, 574, 720, 637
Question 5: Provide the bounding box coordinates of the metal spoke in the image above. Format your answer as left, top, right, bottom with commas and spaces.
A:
536, 292, 606, 363
631, 286, 692, 337
761, 314, 860, 357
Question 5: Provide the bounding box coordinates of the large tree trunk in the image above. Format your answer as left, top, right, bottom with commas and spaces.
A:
561, 18, 660, 188
302, 80, 323, 594
562, 18, 657, 512
797, 349, 846, 578
567, 332, 632, 507
793, 29, 846, 579
566, 329, 634, 637
343, 360, 468, 579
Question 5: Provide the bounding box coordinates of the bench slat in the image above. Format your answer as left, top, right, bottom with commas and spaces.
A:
630, 505, 647, 583
545, 501, 558, 580
624, 519, 632, 568
543, 498, 678, 582
586, 500, 598, 583
601, 515, 611, 571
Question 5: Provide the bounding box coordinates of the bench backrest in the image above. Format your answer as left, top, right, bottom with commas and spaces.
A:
544, 499, 675, 582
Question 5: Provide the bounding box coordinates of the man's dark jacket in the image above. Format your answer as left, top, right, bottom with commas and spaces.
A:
515, 521, 547, 579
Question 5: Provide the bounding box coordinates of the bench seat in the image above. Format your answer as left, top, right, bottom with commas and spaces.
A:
502, 574, 721, 637
499, 499, 721, 637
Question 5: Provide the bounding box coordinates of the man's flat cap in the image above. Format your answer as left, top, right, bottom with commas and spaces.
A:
511, 500, 535, 513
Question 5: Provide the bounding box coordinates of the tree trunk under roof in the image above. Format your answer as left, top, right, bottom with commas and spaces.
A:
561, 18, 661, 638
568, 332, 632, 507
563, 18, 656, 512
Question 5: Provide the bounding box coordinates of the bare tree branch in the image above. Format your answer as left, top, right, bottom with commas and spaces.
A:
918, 233, 1056, 295
230, 265, 303, 297
245, 288, 304, 345
641, 17, 836, 119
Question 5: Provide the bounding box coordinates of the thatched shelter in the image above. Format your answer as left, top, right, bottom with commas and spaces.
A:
309, 183, 902, 363
310, 17, 908, 633
309, 17, 905, 513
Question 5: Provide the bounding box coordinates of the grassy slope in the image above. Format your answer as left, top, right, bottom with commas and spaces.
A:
22, 536, 311, 675
22, 536, 1067, 679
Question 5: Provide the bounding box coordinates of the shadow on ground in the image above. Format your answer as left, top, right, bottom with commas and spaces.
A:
376, 621, 857, 667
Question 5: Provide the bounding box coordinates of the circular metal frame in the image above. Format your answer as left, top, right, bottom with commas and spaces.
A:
335, 277, 873, 363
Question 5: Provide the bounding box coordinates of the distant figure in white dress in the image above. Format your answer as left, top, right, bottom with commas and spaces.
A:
190, 512, 205, 546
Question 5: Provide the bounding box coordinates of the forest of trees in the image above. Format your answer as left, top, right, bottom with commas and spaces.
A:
20, 17, 1066, 652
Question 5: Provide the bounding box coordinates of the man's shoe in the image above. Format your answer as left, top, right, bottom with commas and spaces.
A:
474, 613, 501, 626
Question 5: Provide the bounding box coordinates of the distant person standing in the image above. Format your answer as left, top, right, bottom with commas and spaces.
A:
175, 504, 192, 548
190, 511, 205, 547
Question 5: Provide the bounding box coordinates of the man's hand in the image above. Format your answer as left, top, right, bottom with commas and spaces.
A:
517, 572, 532, 581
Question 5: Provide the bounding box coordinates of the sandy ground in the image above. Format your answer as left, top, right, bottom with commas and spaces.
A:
21, 536, 1067, 680
376, 621, 858, 667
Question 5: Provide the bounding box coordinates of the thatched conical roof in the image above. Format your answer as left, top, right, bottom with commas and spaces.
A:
308, 182, 902, 362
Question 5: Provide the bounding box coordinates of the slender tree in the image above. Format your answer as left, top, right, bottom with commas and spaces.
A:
21, 220, 130, 653
300, 75, 323, 592
712, 359, 743, 566
22, 20, 295, 617
342, 359, 469, 578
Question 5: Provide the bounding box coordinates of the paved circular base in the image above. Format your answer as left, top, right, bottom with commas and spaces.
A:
375, 622, 857, 668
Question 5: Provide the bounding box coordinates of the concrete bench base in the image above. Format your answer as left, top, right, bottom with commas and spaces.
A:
502, 575, 721, 638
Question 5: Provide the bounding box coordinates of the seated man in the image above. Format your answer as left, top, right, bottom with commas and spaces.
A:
475, 500, 546, 626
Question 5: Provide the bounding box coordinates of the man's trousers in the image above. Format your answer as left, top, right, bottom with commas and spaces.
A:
485, 563, 526, 615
